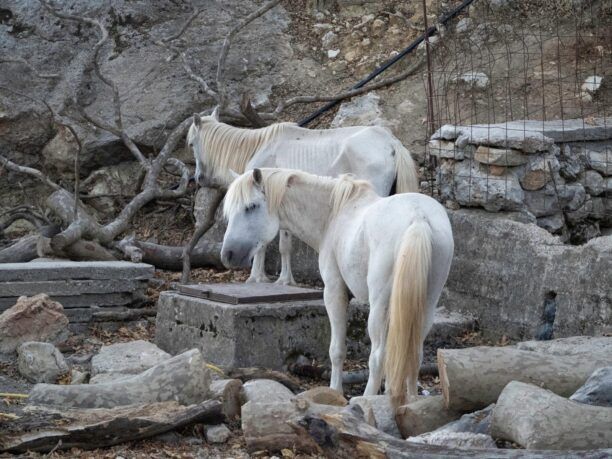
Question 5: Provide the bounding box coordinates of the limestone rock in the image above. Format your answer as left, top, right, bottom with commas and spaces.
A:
321, 30, 337, 48
241, 378, 294, 405
205, 424, 231, 444
581, 75, 603, 101
455, 17, 473, 33
81, 162, 143, 216
536, 213, 565, 233
474, 146, 527, 166
90, 340, 171, 383
453, 160, 524, 211
296, 386, 348, 406
587, 148, 612, 176
429, 140, 464, 160
349, 394, 401, 438
570, 367, 612, 407
452, 72, 489, 89
70, 369, 88, 385
583, 170, 604, 196
370, 18, 386, 37
524, 182, 585, 217
0, 294, 69, 355
331, 92, 389, 128
17, 342, 69, 383
41, 125, 80, 177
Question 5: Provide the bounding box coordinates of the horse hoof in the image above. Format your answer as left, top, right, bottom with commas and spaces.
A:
246, 276, 271, 284
275, 278, 296, 286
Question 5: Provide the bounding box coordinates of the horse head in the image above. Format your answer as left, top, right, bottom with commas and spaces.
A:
221, 168, 280, 269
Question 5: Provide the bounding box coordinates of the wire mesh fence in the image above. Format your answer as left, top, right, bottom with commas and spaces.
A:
422, 0, 611, 243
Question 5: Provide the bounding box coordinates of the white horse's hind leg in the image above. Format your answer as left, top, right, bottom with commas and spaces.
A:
364, 296, 389, 396
246, 245, 271, 283
275, 230, 296, 285
322, 275, 349, 393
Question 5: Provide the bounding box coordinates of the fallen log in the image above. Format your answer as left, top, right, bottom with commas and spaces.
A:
28, 349, 211, 409
292, 404, 612, 458
1, 399, 223, 453
0, 235, 38, 263
396, 395, 464, 438
438, 346, 612, 411
210, 379, 243, 421
242, 398, 343, 453
516, 336, 612, 357
123, 238, 223, 270
492, 381, 612, 450
91, 307, 157, 322
227, 367, 301, 392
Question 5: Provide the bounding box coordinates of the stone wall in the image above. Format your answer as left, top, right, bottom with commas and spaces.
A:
430, 118, 612, 243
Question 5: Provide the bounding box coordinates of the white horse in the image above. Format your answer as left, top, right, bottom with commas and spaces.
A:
220, 168, 454, 404
187, 108, 418, 285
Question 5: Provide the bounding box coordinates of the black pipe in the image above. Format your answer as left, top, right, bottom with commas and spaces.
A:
298, 0, 476, 127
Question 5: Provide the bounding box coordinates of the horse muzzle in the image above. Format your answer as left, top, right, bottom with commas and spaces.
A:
220, 243, 254, 269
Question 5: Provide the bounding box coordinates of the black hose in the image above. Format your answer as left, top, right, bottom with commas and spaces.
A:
298, 0, 476, 127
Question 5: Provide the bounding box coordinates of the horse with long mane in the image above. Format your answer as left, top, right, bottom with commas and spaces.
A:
187, 108, 419, 285
220, 168, 454, 405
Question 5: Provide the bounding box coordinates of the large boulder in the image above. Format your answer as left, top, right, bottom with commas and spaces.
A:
0, 0, 292, 173
440, 210, 612, 339
570, 367, 612, 407
0, 294, 69, 355
17, 341, 69, 383
90, 339, 171, 384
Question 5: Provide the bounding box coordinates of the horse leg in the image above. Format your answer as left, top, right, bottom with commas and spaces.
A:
275, 230, 296, 285
246, 245, 271, 283
323, 279, 349, 393
364, 295, 389, 396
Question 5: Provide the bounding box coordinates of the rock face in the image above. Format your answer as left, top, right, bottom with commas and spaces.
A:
440, 210, 612, 339
0, 294, 69, 355
90, 340, 171, 384
17, 341, 69, 383
570, 367, 612, 407
0, 0, 292, 171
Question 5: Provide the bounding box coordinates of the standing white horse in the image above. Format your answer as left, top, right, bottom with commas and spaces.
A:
187, 108, 418, 285
220, 168, 454, 404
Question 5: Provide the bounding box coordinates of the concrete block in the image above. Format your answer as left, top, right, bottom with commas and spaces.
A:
155, 292, 476, 370
0, 261, 154, 282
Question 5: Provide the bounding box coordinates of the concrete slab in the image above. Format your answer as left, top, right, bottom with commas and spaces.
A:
0, 279, 148, 297
0, 261, 154, 282
155, 291, 477, 370
0, 292, 139, 312
432, 117, 612, 152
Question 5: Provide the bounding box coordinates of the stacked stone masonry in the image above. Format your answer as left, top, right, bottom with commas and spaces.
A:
431, 118, 612, 241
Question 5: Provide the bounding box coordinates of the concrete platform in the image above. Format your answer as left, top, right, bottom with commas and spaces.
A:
155, 291, 477, 370
0, 261, 154, 325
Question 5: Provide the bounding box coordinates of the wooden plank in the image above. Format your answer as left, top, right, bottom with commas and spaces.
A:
177, 282, 323, 304
0, 261, 154, 282
0, 279, 148, 298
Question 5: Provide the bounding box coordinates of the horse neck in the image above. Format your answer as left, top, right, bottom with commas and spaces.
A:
201, 121, 282, 179
278, 180, 333, 251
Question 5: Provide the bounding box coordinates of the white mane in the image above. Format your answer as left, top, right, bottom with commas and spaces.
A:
223, 169, 373, 219
190, 120, 296, 182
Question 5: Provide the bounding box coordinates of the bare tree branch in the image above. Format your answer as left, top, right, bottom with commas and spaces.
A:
269, 56, 425, 116
215, 0, 282, 108
159, 3, 203, 44
0, 154, 62, 191
0, 57, 59, 79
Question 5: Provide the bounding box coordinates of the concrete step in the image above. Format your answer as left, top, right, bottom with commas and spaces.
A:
0, 261, 154, 282
0, 279, 148, 298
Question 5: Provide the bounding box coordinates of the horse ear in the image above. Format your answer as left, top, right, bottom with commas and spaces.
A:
211, 105, 220, 121
193, 113, 201, 127
253, 168, 263, 185
228, 169, 240, 180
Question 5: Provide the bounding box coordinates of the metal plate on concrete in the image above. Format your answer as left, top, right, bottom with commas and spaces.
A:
176, 282, 323, 304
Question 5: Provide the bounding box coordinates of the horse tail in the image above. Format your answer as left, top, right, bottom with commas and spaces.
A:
393, 140, 419, 193
385, 219, 432, 407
